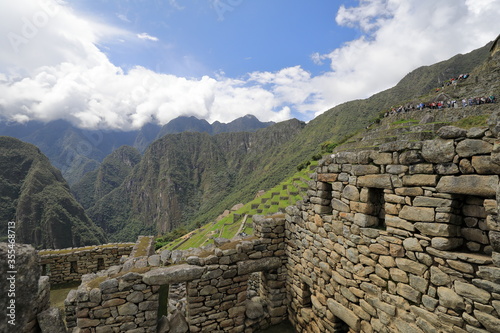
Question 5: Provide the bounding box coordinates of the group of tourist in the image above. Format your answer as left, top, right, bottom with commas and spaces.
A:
383, 95, 496, 117
440, 73, 470, 89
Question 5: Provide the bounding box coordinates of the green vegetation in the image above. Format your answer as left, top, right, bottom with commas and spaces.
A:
158, 162, 316, 251
50, 282, 81, 311
452, 115, 489, 129
0, 137, 106, 249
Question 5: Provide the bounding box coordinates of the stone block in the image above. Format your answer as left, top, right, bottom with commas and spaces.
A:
332, 199, 350, 213
357, 174, 392, 189
351, 165, 380, 176
422, 139, 455, 163
402, 174, 438, 187
399, 150, 424, 165
454, 281, 491, 304
414, 223, 460, 237
437, 126, 467, 139
413, 196, 453, 208
395, 258, 427, 275
342, 185, 360, 201
394, 187, 424, 196
456, 139, 492, 157
399, 206, 435, 222
372, 152, 393, 165
326, 299, 361, 331
472, 156, 500, 174
474, 310, 500, 333
318, 173, 338, 182
431, 237, 463, 250
437, 287, 465, 310
237, 257, 281, 275
386, 165, 408, 174
143, 265, 205, 285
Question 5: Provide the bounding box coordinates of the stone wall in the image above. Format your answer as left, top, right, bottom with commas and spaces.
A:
0, 243, 50, 333
285, 123, 500, 332
39, 243, 135, 284
65, 214, 288, 333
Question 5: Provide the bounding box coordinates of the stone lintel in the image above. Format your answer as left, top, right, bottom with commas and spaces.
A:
318, 173, 338, 182
436, 175, 499, 197
357, 174, 392, 189
142, 264, 205, 285
237, 257, 282, 276
326, 299, 361, 331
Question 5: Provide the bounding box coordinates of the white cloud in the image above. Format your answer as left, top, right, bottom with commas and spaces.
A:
137, 33, 159, 42
0, 0, 499, 130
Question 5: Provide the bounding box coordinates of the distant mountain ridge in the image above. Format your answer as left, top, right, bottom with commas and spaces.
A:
0, 136, 105, 249
0, 115, 274, 184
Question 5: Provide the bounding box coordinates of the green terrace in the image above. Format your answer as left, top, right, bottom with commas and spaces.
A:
158, 161, 317, 251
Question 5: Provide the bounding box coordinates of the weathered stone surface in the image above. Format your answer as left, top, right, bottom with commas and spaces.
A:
435, 163, 460, 175
413, 196, 452, 207
332, 198, 350, 213
404, 174, 439, 187
454, 281, 491, 304
474, 310, 500, 333
246, 299, 264, 319
37, 307, 67, 333
491, 231, 500, 252
395, 258, 427, 275
0, 243, 47, 333
422, 139, 455, 163
399, 150, 424, 165
430, 266, 451, 286
357, 174, 392, 189
326, 299, 361, 331
157, 315, 170, 333
415, 223, 460, 237
437, 126, 467, 139
169, 311, 189, 333
237, 257, 281, 275
431, 237, 463, 250
353, 213, 379, 227
399, 206, 435, 222
437, 287, 465, 310
385, 215, 415, 232
456, 139, 493, 157
318, 173, 338, 182
472, 156, 500, 174
436, 175, 499, 197
352, 164, 380, 175
342, 185, 360, 201
118, 302, 138, 316
143, 264, 205, 285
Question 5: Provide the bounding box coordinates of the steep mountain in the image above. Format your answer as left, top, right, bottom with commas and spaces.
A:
72, 145, 141, 209
0, 136, 105, 249
0, 115, 275, 184
0, 120, 140, 184
88, 119, 305, 241
156, 114, 274, 137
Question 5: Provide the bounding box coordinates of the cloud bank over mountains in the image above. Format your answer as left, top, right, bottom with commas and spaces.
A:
0, 0, 499, 130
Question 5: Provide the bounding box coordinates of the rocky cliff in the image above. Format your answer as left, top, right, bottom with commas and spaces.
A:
88, 119, 305, 241
0, 137, 105, 248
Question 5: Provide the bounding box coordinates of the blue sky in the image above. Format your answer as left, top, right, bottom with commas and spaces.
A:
0, 0, 499, 129
72, 0, 357, 78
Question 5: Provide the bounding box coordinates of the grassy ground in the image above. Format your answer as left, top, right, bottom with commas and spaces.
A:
50, 282, 81, 311
160, 161, 317, 251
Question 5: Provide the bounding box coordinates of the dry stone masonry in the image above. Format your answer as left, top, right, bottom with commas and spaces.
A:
285, 119, 500, 332
39, 243, 135, 284
65, 215, 288, 333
